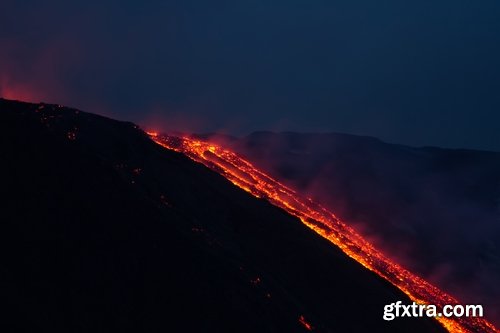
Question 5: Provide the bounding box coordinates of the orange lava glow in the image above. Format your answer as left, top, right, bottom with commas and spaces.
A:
0, 79, 41, 104
149, 133, 498, 333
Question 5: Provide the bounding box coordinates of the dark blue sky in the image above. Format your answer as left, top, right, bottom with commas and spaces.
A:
1, 0, 499, 150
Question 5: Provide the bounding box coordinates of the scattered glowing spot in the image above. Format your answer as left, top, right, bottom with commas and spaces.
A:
250, 277, 261, 285
299, 315, 313, 331
67, 131, 76, 140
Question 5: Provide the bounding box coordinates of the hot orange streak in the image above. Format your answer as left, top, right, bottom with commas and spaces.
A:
149, 133, 498, 333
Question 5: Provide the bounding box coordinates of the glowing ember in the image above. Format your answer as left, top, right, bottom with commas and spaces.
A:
299, 315, 314, 331
149, 133, 498, 333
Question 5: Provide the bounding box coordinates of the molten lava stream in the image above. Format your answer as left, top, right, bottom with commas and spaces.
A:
149, 132, 498, 333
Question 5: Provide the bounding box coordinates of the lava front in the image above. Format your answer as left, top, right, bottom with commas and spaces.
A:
149, 133, 498, 333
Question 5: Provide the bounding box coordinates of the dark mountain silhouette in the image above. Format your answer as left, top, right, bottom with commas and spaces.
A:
201, 131, 500, 325
0, 98, 445, 332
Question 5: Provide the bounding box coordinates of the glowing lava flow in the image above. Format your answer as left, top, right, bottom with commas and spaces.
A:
149, 132, 498, 333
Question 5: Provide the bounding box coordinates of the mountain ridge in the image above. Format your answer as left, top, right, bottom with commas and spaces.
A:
0, 98, 446, 332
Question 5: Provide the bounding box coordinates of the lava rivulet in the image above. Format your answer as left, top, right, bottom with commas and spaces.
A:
149, 133, 498, 333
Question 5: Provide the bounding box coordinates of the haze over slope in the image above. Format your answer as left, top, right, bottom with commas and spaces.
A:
202, 131, 500, 325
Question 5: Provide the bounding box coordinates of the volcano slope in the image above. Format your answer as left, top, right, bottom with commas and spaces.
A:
200, 131, 500, 325
0, 98, 444, 333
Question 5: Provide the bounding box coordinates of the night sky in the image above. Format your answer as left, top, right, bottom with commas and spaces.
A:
1, 1, 499, 151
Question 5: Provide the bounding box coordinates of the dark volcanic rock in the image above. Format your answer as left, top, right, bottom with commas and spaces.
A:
0, 98, 444, 332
